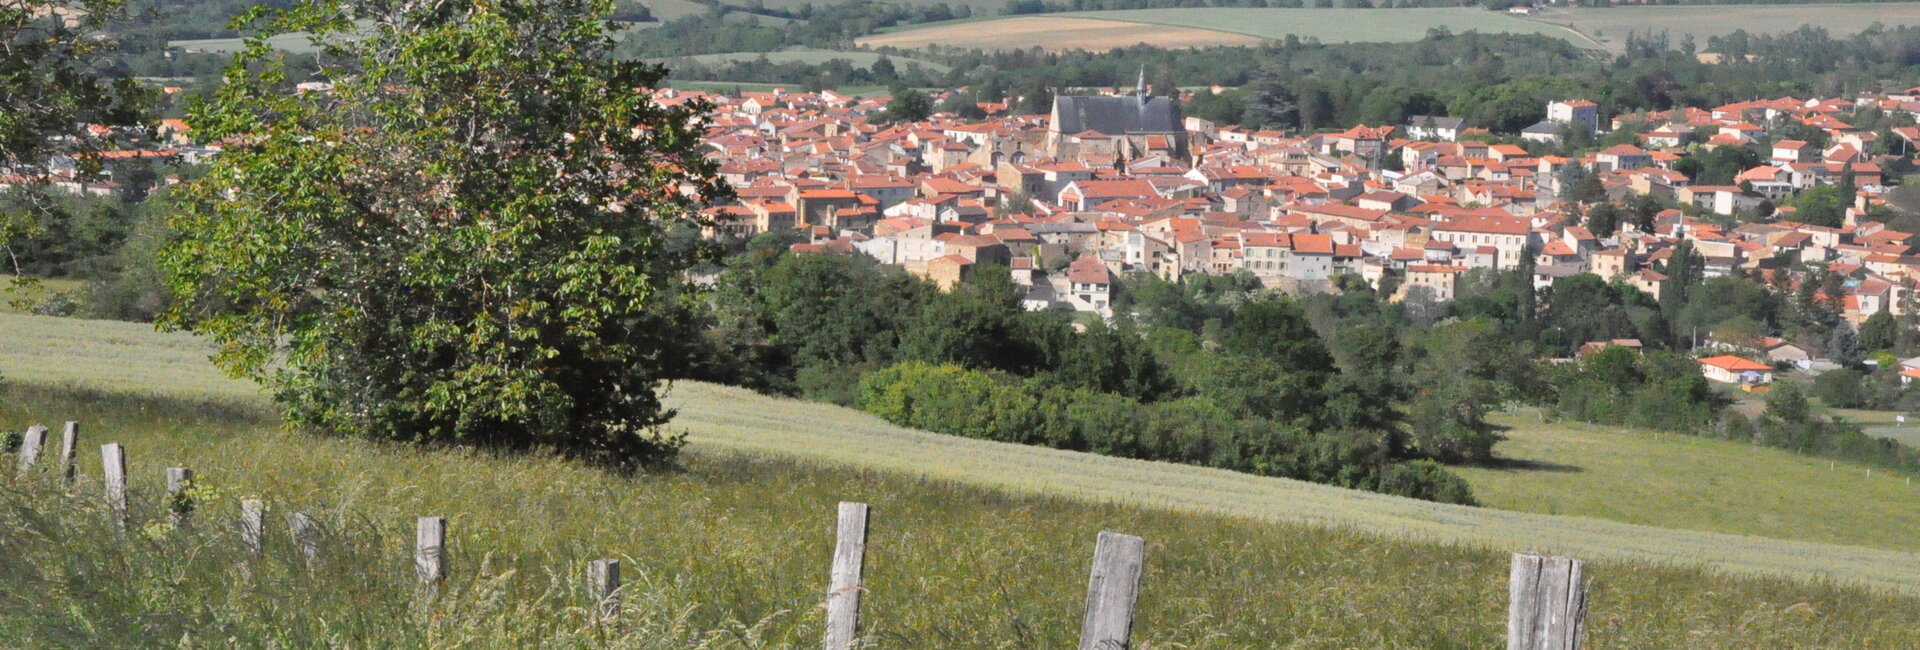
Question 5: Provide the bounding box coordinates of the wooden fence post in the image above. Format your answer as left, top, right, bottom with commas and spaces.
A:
240, 499, 265, 555
1078, 531, 1146, 650
288, 511, 320, 568
100, 443, 127, 524
416, 516, 447, 591
1508, 552, 1588, 650
165, 467, 194, 525
588, 558, 622, 621
16, 425, 47, 475
57, 422, 78, 486
823, 501, 870, 650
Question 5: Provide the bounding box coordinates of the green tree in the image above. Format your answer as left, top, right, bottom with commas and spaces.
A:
1787, 185, 1846, 227
1584, 203, 1622, 238
1811, 368, 1865, 409
1765, 381, 1812, 424
879, 87, 933, 123
1019, 79, 1053, 115
1859, 311, 1899, 352
160, 0, 725, 468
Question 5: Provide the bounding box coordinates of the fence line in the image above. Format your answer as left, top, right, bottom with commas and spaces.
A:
9, 425, 1594, 649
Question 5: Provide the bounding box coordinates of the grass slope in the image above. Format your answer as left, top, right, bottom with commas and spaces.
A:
0, 276, 87, 315
7, 336, 1920, 643
19, 390, 1917, 646
7, 312, 1920, 596
1457, 412, 1920, 554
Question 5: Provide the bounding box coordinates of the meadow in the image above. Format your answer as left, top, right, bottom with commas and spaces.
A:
9, 317, 1920, 645
9, 311, 1920, 588
1539, 3, 1920, 54
1457, 411, 1920, 553
0, 276, 86, 316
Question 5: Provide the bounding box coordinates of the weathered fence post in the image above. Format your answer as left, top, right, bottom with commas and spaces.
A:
165, 467, 194, 525
823, 501, 870, 650
588, 558, 622, 621
1078, 531, 1145, 650
288, 511, 321, 569
100, 443, 127, 524
56, 422, 78, 486
1508, 552, 1588, 650
16, 425, 47, 475
416, 516, 447, 593
240, 499, 265, 555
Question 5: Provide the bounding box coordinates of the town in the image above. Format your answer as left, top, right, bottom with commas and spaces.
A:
665, 78, 1919, 370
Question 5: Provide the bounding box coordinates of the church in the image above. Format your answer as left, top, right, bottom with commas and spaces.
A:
1045, 70, 1188, 160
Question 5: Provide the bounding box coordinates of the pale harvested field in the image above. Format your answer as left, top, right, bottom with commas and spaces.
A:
857, 16, 1265, 52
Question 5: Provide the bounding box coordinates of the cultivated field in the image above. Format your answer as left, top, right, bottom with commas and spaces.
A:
8, 315, 1920, 644
655, 50, 951, 73
8, 312, 1920, 596
861, 7, 1586, 52
858, 15, 1266, 52
1457, 411, 1920, 553
1534, 3, 1920, 54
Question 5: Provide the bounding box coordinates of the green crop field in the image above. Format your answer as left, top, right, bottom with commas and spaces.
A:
1456, 411, 1920, 553
655, 50, 951, 73
1532, 3, 1920, 54
8, 312, 1920, 645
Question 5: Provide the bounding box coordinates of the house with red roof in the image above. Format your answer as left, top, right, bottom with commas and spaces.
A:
1699, 355, 1773, 384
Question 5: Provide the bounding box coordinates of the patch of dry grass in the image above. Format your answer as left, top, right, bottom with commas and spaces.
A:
857, 16, 1266, 52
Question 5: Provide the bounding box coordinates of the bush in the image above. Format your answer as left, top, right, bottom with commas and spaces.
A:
1377, 460, 1478, 506
1811, 369, 1866, 409
857, 362, 1477, 505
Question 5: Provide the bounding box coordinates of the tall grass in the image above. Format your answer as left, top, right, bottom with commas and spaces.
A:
10, 312, 1920, 594
7, 385, 1920, 647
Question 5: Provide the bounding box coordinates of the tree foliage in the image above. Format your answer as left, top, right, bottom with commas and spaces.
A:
160, 0, 725, 468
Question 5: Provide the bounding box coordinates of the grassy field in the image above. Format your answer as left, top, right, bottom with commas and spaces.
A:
1533, 3, 1920, 54
9, 316, 1920, 645
1457, 412, 1920, 554
0, 276, 87, 316
10, 312, 1920, 593
859, 15, 1265, 52
655, 50, 951, 73
861, 7, 1589, 52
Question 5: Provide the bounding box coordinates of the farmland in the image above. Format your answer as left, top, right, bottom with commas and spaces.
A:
655, 50, 952, 73
8, 313, 1920, 644
859, 8, 1588, 52
9, 312, 1920, 595
859, 15, 1265, 53
1456, 411, 1920, 553
1535, 3, 1920, 54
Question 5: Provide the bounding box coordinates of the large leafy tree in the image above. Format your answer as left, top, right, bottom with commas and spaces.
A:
2, 0, 146, 292
161, 0, 726, 468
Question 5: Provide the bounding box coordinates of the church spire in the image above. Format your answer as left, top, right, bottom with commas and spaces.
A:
1136, 65, 1148, 99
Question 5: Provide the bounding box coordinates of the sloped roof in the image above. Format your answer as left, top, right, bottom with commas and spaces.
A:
1053, 94, 1183, 137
